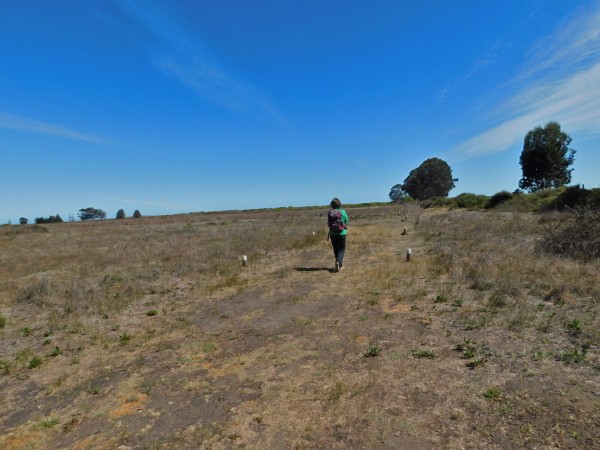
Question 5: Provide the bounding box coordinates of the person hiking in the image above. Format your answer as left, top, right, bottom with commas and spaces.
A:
327, 197, 348, 272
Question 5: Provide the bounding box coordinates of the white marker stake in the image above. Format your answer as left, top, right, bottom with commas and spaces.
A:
242, 255, 248, 267
406, 248, 412, 262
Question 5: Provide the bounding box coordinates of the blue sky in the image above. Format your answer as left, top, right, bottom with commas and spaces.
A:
2, 0, 600, 222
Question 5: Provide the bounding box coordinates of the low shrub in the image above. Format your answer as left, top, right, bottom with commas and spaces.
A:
486, 191, 513, 209
588, 188, 600, 209
544, 185, 590, 211
420, 197, 452, 209
453, 193, 489, 209
537, 207, 600, 261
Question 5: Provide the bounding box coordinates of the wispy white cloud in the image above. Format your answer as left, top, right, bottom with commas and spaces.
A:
0, 111, 105, 144
438, 42, 499, 101
101, 0, 282, 122
454, 2, 600, 158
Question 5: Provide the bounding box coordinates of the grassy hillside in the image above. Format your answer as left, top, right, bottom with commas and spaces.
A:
418, 185, 600, 212
1, 205, 599, 448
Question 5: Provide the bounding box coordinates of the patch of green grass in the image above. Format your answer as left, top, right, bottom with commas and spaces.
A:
20, 326, 32, 336
47, 346, 62, 357
328, 381, 349, 401
466, 358, 485, 369
455, 338, 476, 359
292, 317, 313, 326
433, 294, 448, 303
202, 341, 216, 353
567, 319, 582, 335
462, 346, 477, 359
0, 359, 12, 375
38, 417, 59, 428
140, 381, 153, 395
28, 356, 43, 369
452, 298, 463, 307
146, 309, 158, 316
364, 346, 382, 357
358, 315, 367, 321
465, 316, 488, 330
533, 349, 553, 361
119, 332, 132, 345
88, 386, 99, 395
411, 349, 435, 359
557, 347, 587, 364
0, 314, 6, 328
483, 387, 502, 400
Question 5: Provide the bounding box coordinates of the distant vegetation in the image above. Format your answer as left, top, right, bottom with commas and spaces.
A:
78, 207, 106, 221
390, 120, 579, 205
519, 121, 575, 192
418, 185, 600, 213
34, 214, 63, 224
390, 157, 457, 201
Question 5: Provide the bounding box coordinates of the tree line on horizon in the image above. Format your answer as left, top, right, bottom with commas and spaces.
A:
389, 121, 584, 206
16, 208, 143, 225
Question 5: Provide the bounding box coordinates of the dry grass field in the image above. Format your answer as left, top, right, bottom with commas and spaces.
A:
1, 205, 599, 449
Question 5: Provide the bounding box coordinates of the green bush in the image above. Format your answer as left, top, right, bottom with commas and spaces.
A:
544, 185, 590, 211
486, 191, 513, 209
588, 188, 600, 209
453, 193, 489, 209
493, 187, 564, 212
34, 214, 64, 224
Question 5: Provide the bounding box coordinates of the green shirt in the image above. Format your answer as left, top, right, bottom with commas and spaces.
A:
329, 208, 349, 236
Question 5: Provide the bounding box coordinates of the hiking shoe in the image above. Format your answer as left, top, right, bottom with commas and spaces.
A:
335, 262, 340, 272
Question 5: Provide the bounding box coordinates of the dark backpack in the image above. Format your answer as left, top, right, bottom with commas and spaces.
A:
328, 209, 345, 232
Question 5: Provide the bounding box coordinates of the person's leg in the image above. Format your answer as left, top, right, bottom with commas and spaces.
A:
330, 235, 342, 271
331, 236, 339, 259
336, 235, 346, 268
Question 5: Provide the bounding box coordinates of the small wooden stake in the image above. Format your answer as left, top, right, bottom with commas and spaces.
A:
242, 255, 248, 267
406, 248, 412, 262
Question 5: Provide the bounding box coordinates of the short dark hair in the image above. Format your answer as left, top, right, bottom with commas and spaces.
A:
330, 198, 342, 209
